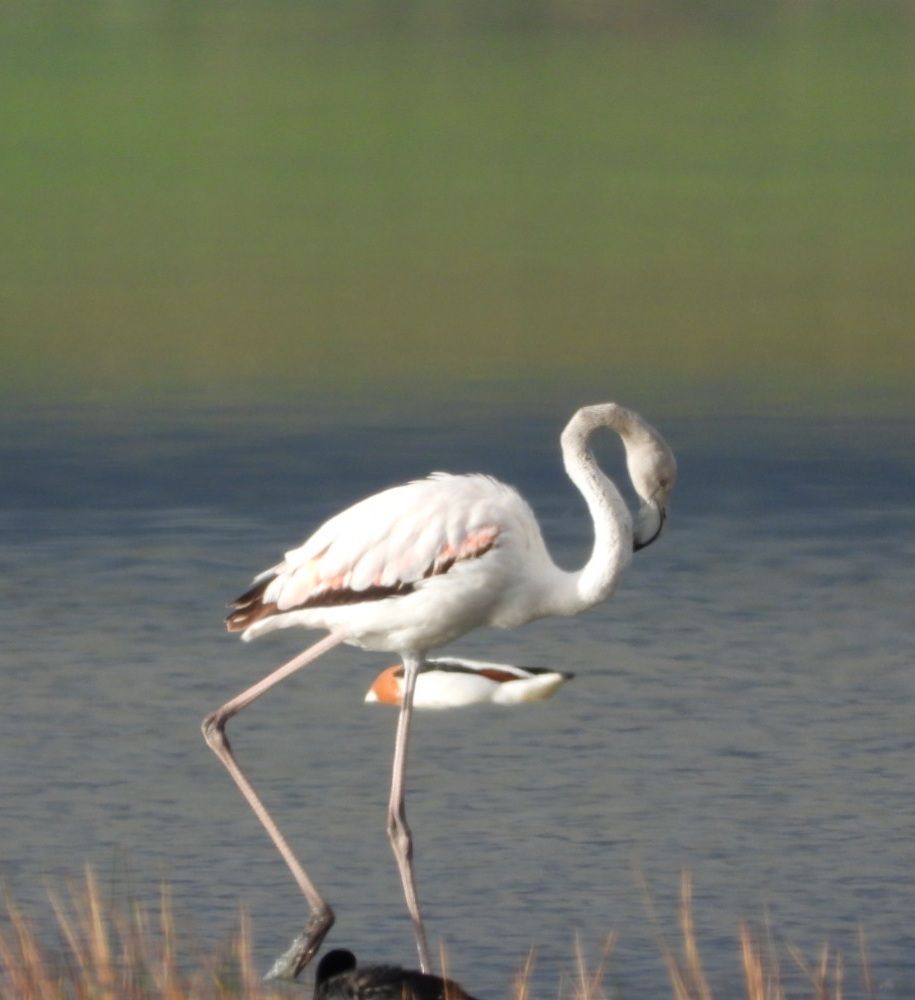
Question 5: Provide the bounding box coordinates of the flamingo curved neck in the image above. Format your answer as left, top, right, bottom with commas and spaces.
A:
543, 406, 635, 617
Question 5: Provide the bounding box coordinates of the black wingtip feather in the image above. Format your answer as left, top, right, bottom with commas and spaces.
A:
225, 575, 275, 633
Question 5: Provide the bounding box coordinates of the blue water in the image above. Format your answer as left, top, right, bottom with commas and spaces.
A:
1, 396, 913, 998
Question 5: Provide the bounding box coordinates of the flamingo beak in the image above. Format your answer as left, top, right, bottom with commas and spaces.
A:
633, 502, 666, 552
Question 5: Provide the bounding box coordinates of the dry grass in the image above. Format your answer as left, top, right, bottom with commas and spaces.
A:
0, 866, 279, 999
631, 871, 875, 1000
0, 868, 877, 1000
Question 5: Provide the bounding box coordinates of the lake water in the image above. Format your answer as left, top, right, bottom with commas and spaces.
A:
1, 396, 913, 998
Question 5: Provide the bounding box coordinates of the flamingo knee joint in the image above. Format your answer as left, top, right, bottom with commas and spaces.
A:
201, 711, 228, 750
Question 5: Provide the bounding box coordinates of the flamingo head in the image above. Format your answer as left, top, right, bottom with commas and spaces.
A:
611, 406, 677, 551
561, 401, 678, 552
628, 434, 677, 550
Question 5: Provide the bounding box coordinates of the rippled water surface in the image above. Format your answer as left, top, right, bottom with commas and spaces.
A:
1, 398, 913, 998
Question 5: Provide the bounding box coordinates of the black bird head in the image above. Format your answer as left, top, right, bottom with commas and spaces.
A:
315, 950, 358, 997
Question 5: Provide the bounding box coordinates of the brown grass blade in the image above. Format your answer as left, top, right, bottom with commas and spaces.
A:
740, 921, 785, 1000
634, 866, 686, 1000
589, 932, 618, 1000
512, 945, 537, 1000
83, 864, 116, 1000
740, 923, 765, 1000
678, 872, 712, 1000
0, 898, 46, 1000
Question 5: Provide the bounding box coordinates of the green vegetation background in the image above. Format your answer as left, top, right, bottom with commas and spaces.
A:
2, 1, 913, 412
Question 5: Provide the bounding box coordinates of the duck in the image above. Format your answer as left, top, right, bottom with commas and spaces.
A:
313, 948, 481, 1000
364, 657, 574, 709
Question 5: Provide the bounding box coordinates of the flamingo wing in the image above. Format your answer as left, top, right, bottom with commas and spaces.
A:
226, 474, 523, 634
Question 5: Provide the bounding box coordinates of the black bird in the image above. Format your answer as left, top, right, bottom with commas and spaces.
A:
313, 949, 481, 1000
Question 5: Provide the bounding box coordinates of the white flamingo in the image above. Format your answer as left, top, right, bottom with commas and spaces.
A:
202, 402, 676, 980
365, 657, 574, 708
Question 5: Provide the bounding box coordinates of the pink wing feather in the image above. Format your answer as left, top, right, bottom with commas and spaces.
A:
226, 474, 514, 633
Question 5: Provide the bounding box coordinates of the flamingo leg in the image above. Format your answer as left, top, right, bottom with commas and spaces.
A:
201, 630, 347, 981
386, 654, 432, 973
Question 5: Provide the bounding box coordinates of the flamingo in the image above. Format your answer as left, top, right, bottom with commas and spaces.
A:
314, 948, 480, 1000
202, 402, 676, 980
365, 657, 574, 708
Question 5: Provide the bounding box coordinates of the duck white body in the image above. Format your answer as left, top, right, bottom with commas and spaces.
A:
365, 657, 574, 709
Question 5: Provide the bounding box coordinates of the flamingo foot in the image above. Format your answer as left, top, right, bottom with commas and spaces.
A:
263, 910, 334, 981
